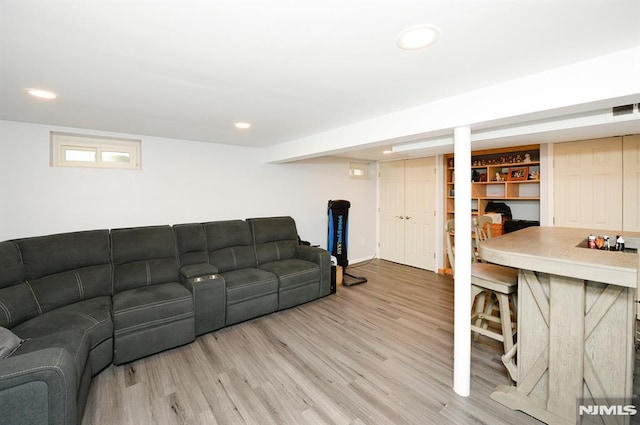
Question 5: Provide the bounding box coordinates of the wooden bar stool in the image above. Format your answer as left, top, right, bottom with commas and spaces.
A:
446, 217, 518, 381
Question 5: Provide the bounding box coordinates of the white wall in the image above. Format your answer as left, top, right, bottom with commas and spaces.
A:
0, 120, 377, 262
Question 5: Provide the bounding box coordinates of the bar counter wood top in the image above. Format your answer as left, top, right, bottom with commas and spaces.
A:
477, 226, 638, 425
478, 226, 640, 288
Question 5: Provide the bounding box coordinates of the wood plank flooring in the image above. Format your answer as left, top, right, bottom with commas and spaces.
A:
82, 260, 543, 425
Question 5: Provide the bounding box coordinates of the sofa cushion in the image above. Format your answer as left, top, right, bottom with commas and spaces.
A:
259, 259, 320, 290
13, 297, 113, 353
222, 268, 278, 326
111, 226, 180, 293
0, 241, 25, 289
17, 230, 110, 281
204, 220, 257, 272
210, 245, 258, 273
260, 259, 321, 310
0, 241, 39, 329
173, 223, 208, 267
28, 265, 112, 315
113, 259, 180, 293
15, 230, 112, 314
248, 217, 299, 265
0, 283, 40, 329
222, 269, 278, 304
112, 281, 194, 364
223, 268, 278, 325
112, 282, 193, 333
111, 226, 176, 264
0, 326, 23, 358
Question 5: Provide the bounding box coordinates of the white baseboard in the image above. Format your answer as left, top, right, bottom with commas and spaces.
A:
347, 255, 377, 266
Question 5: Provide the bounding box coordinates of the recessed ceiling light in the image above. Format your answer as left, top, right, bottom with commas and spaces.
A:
234, 122, 251, 129
396, 25, 440, 50
383, 150, 393, 154
26, 88, 58, 99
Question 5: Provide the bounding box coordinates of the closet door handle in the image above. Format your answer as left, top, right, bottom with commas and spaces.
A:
405, 216, 411, 220
396, 216, 405, 219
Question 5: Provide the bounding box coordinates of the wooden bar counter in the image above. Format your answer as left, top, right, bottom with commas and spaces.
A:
478, 226, 638, 425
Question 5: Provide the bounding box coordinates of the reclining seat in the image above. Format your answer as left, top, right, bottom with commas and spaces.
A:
248, 217, 331, 310
3, 230, 114, 424
1, 240, 78, 425
110, 226, 195, 365
11, 230, 114, 372
203, 220, 279, 326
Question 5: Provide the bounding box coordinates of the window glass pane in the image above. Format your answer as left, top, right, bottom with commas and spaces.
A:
65, 149, 96, 162
102, 151, 131, 163
52, 132, 140, 170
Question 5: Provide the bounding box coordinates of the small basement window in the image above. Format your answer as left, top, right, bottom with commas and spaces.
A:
51, 132, 141, 170
349, 162, 369, 179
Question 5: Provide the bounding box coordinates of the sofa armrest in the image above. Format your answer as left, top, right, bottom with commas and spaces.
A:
0, 347, 77, 425
295, 245, 332, 297
180, 264, 225, 336
180, 263, 218, 280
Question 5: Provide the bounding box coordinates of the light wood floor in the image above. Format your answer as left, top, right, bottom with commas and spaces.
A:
82, 259, 543, 425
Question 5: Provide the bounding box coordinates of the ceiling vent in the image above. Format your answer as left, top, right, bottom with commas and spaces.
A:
612, 104, 635, 116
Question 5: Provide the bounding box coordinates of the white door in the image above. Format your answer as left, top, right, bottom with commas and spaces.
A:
404, 157, 436, 270
379, 158, 436, 271
554, 137, 622, 231
623, 135, 640, 232
379, 161, 405, 263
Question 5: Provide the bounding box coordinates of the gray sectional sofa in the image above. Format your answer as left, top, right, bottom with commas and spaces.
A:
0, 216, 331, 425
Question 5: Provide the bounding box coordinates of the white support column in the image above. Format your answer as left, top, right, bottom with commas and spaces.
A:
453, 126, 472, 397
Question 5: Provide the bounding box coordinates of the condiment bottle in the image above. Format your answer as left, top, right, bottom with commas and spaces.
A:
616, 235, 625, 251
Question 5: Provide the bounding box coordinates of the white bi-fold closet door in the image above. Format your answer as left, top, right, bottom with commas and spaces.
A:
554, 136, 623, 231
622, 134, 640, 232
554, 135, 640, 232
379, 157, 436, 271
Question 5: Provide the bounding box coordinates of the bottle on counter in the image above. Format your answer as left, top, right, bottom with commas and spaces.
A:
604, 236, 610, 250
588, 234, 596, 249
616, 235, 625, 251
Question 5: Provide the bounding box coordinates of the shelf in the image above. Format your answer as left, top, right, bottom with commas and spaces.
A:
473, 180, 540, 184
443, 144, 541, 271
476, 197, 540, 200
471, 161, 540, 169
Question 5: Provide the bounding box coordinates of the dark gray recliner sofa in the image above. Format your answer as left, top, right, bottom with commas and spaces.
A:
0, 216, 331, 425
0, 230, 113, 425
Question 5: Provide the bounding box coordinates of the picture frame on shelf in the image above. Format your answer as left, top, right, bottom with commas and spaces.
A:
507, 166, 529, 181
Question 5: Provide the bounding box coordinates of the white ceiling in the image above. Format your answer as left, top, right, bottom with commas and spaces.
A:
1, 0, 640, 161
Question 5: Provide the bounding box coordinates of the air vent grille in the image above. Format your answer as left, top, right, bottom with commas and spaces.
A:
612, 104, 635, 116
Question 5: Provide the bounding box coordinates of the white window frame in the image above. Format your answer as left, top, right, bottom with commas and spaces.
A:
349, 162, 369, 179
51, 132, 141, 170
